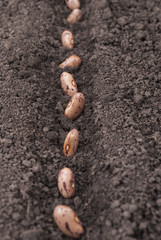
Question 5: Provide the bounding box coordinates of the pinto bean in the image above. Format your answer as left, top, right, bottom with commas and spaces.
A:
59, 55, 81, 70
58, 167, 75, 198
53, 205, 84, 238
67, 9, 82, 24
64, 129, 79, 157
64, 92, 85, 120
60, 72, 78, 97
65, 0, 80, 10
61, 30, 74, 49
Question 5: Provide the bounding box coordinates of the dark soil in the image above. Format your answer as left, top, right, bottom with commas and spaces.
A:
0, 0, 161, 239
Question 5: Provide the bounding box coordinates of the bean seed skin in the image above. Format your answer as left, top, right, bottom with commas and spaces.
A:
64, 92, 85, 120
62, 30, 74, 49
67, 9, 82, 24
60, 55, 81, 70
60, 72, 78, 97
58, 167, 75, 198
53, 205, 84, 239
65, 0, 80, 10
64, 129, 79, 157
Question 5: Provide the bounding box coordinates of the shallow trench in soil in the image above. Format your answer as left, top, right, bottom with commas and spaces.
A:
0, 0, 161, 240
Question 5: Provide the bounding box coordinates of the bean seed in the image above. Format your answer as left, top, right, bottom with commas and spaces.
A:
64, 129, 79, 157
64, 92, 85, 120
67, 9, 82, 24
60, 55, 81, 70
65, 0, 80, 10
58, 167, 75, 198
60, 72, 78, 97
53, 205, 84, 239
61, 30, 74, 49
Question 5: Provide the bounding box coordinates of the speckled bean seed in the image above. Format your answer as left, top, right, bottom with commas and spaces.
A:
53, 205, 84, 239
64, 129, 79, 157
67, 9, 82, 24
60, 72, 78, 97
60, 55, 81, 70
65, 0, 80, 10
61, 30, 74, 49
58, 167, 75, 198
64, 92, 85, 120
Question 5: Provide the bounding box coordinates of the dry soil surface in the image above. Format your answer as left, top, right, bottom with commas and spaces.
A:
0, 0, 161, 240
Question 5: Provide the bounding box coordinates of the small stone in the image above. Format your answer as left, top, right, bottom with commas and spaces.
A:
43, 126, 49, 132
111, 200, 120, 208
55, 153, 60, 158
99, 216, 105, 222
22, 160, 31, 168
129, 204, 137, 213
42, 187, 49, 193
117, 16, 128, 26
144, 91, 151, 97
119, 83, 125, 89
129, 164, 135, 170
123, 211, 131, 219
102, 7, 112, 20
23, 9, 28, 15
136, 137, 143, 143
139, 222, 148, 230
146, 1, 155, 9
32, 164, 41, 173
105, 220, 111, 227
127, 150, 134, 156
135, 23, 144, 30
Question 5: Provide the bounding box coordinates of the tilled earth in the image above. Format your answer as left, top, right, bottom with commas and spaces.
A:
0, 0, 161, 239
